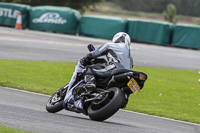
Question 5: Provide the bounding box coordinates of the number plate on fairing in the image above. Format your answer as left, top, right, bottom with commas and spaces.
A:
127, 78, 140, 94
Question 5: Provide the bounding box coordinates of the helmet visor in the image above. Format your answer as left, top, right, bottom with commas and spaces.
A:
113, 34, 126, 43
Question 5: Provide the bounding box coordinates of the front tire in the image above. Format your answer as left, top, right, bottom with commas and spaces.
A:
46, 87, 66, 113
87, 87, 125, 121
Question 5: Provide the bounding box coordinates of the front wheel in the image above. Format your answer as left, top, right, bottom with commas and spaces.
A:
46, 86, 67, 113
87, 87, 125, 121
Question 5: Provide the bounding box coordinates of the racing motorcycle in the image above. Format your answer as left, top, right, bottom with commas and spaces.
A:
46, 44, 147, 121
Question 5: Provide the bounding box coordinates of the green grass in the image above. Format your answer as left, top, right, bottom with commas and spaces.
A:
126, 67, 200, 124
0, 59, 200, 124
0, 125, 33, 133
0, 59, 74, 95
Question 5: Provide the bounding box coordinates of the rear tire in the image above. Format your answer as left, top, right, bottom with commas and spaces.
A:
87, 87, 125, 121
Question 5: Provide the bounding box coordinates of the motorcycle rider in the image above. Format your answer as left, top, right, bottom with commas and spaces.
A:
80, 32, 134, 90
49, 32, 148, 117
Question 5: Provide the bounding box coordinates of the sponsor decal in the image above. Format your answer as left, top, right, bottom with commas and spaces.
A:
33, 12, 67, 24
0, 8, 19, 18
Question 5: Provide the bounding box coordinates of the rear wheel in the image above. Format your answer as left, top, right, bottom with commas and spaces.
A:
87, 87, 125, 121
46, 86, 67, 113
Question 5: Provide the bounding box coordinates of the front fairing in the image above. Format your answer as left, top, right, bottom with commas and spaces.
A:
68, 61, 85, 89
63, 61, 87, 114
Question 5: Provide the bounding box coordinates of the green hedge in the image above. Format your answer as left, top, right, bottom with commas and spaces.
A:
127, 19, 174, 46
172, 24, 200, 49
78, 15, 127, 39
29, 6, 81, 34
0, 2, 30, 28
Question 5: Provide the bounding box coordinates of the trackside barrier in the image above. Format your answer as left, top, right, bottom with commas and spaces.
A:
0, 2, 30, 29
1, 2, 200, 50
172, 24, 200, 49
29, 6, 81, 34
127, 19, 174, 46
78, 15, 127, 39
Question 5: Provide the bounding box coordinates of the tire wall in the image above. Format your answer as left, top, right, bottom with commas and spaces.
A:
78, 15, 127, 39
127, 19, 174, 46
29, 6, 81, 34
1, 2, 200, 49
0, 2, 30, 29
172, 24, 200, 49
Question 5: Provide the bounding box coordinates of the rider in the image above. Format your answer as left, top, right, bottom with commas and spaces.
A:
80, 32, 134, 90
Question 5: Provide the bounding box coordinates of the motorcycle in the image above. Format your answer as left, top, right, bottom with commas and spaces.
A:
46, 44, 147, 121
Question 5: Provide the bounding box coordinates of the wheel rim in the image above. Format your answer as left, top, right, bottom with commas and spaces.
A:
91, 90, 115, 110
49, 93, 62, 105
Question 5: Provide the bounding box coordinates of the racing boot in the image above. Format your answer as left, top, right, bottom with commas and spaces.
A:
84, 75, 96, 91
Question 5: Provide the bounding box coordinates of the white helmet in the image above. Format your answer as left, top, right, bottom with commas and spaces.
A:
112, 32, 131, 46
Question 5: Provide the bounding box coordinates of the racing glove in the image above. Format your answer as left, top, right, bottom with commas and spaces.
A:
80, 53, 93, 66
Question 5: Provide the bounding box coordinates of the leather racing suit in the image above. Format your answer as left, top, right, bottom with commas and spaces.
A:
81, 42, 133, 90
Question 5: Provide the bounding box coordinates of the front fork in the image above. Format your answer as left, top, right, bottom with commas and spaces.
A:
63, 80, 87, 114
62, 61, 87, 114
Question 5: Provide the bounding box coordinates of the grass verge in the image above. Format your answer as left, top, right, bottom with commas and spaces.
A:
0, 125, 34, 133
0, 59, 199, 124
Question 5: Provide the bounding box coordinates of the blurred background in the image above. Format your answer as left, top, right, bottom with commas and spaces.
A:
2, 0, 200, 25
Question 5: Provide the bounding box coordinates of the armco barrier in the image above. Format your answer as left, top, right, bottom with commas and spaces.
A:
127, 19, 174, 46
29, 6, 81, 34
0, 2, 30, 29
172, 24, 200, 49
78, 15, 127, 39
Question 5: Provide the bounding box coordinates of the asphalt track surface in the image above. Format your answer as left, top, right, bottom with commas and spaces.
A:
0, 87, 200, 133
0, 27, 200, 133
